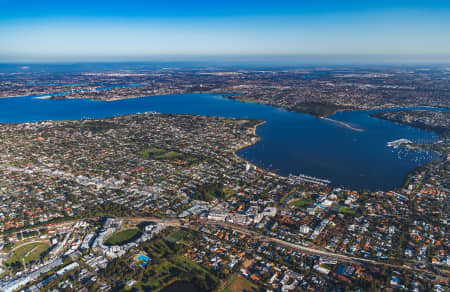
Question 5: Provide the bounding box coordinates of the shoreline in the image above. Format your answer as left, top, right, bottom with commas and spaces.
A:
221, 93, 450, 118
231, 116, 442, 194
231, 120, 266, 155
230, 120, 281, 177
0, 104, 442, 194
370, 112, 449, 136
1, 92, 443, 192
3, 91, 449, 115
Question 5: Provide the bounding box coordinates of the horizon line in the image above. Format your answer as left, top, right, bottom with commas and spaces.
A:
1, 54, 450, 65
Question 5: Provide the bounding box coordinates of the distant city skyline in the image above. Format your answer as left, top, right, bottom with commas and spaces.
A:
1, 0, 450, 63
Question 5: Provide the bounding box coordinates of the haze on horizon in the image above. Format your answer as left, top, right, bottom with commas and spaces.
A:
1, 0, 450, 63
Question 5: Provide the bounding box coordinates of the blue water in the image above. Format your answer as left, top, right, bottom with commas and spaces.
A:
137, 255, 149, 262
0, 93, 442, 190
137, 254, 150, 267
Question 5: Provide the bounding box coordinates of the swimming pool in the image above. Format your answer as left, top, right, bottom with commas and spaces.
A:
137, 254, 149, 262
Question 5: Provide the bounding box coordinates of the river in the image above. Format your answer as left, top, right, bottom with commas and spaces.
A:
0, 92, 442, 190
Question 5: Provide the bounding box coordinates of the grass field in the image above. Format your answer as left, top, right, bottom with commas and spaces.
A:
6, 242, 50, 266
155, 151, 184, 160
140, 147, 165, 157
165, 229, 191, 243
223, 276, 258, 292
289, 198, 314, 208
134, 254, 218, 291
331, 204, 342, 212
105, 236, 219, 292
140, 148, 185, 161
104, 228, 142, 246
339, 207, 357, 215
139, 147, 201, 163
192, 182, 232, 202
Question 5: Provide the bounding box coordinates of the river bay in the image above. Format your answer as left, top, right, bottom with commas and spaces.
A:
0, 93, 442, 190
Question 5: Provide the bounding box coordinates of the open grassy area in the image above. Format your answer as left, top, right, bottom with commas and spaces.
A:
101, 233, 219, 291
132, 238, 218, 291
223, 276, 258, 292
140, 147, 166, 157
339, 207, 358, 215
136, 255, 217, 291
104, 228, 142, 246
155, 151, 184, 160
331, 204, 342, 212
165, 229, 191, 244
289, 198, 314, 208
192, 182, 231, 202
140, 147, 182, 160
140, 147, 197, 162
6, 242, 50, 267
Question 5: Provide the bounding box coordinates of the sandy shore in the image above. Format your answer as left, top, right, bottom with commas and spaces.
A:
321, 117, 364, 132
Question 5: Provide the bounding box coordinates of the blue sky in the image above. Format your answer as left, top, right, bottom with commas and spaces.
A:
1, 0, 449, 62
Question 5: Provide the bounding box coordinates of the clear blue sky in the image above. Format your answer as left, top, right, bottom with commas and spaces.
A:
1, 0, 449, 62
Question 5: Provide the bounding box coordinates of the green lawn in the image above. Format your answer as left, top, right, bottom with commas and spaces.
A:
289, 198, 314, 208
140, 148, 166, 157
103, 236, 219, 292
104, 228, 142, 246
331, 204, 342, 212
6, 242, 50, 266
192, 182, 230, 202
165, 229, 190, 243
339, 207, 357, 215
140, 148, 189, 161
134, 255, 218, 291
154, 151, 184, 160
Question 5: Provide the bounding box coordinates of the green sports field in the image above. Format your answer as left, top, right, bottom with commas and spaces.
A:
104, 228, 142, 246
6, 242, 50, 267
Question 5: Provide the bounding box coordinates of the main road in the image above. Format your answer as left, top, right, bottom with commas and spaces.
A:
121, 217, 445, 279
198, 220, 439, 274
8, 216, 447, 280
